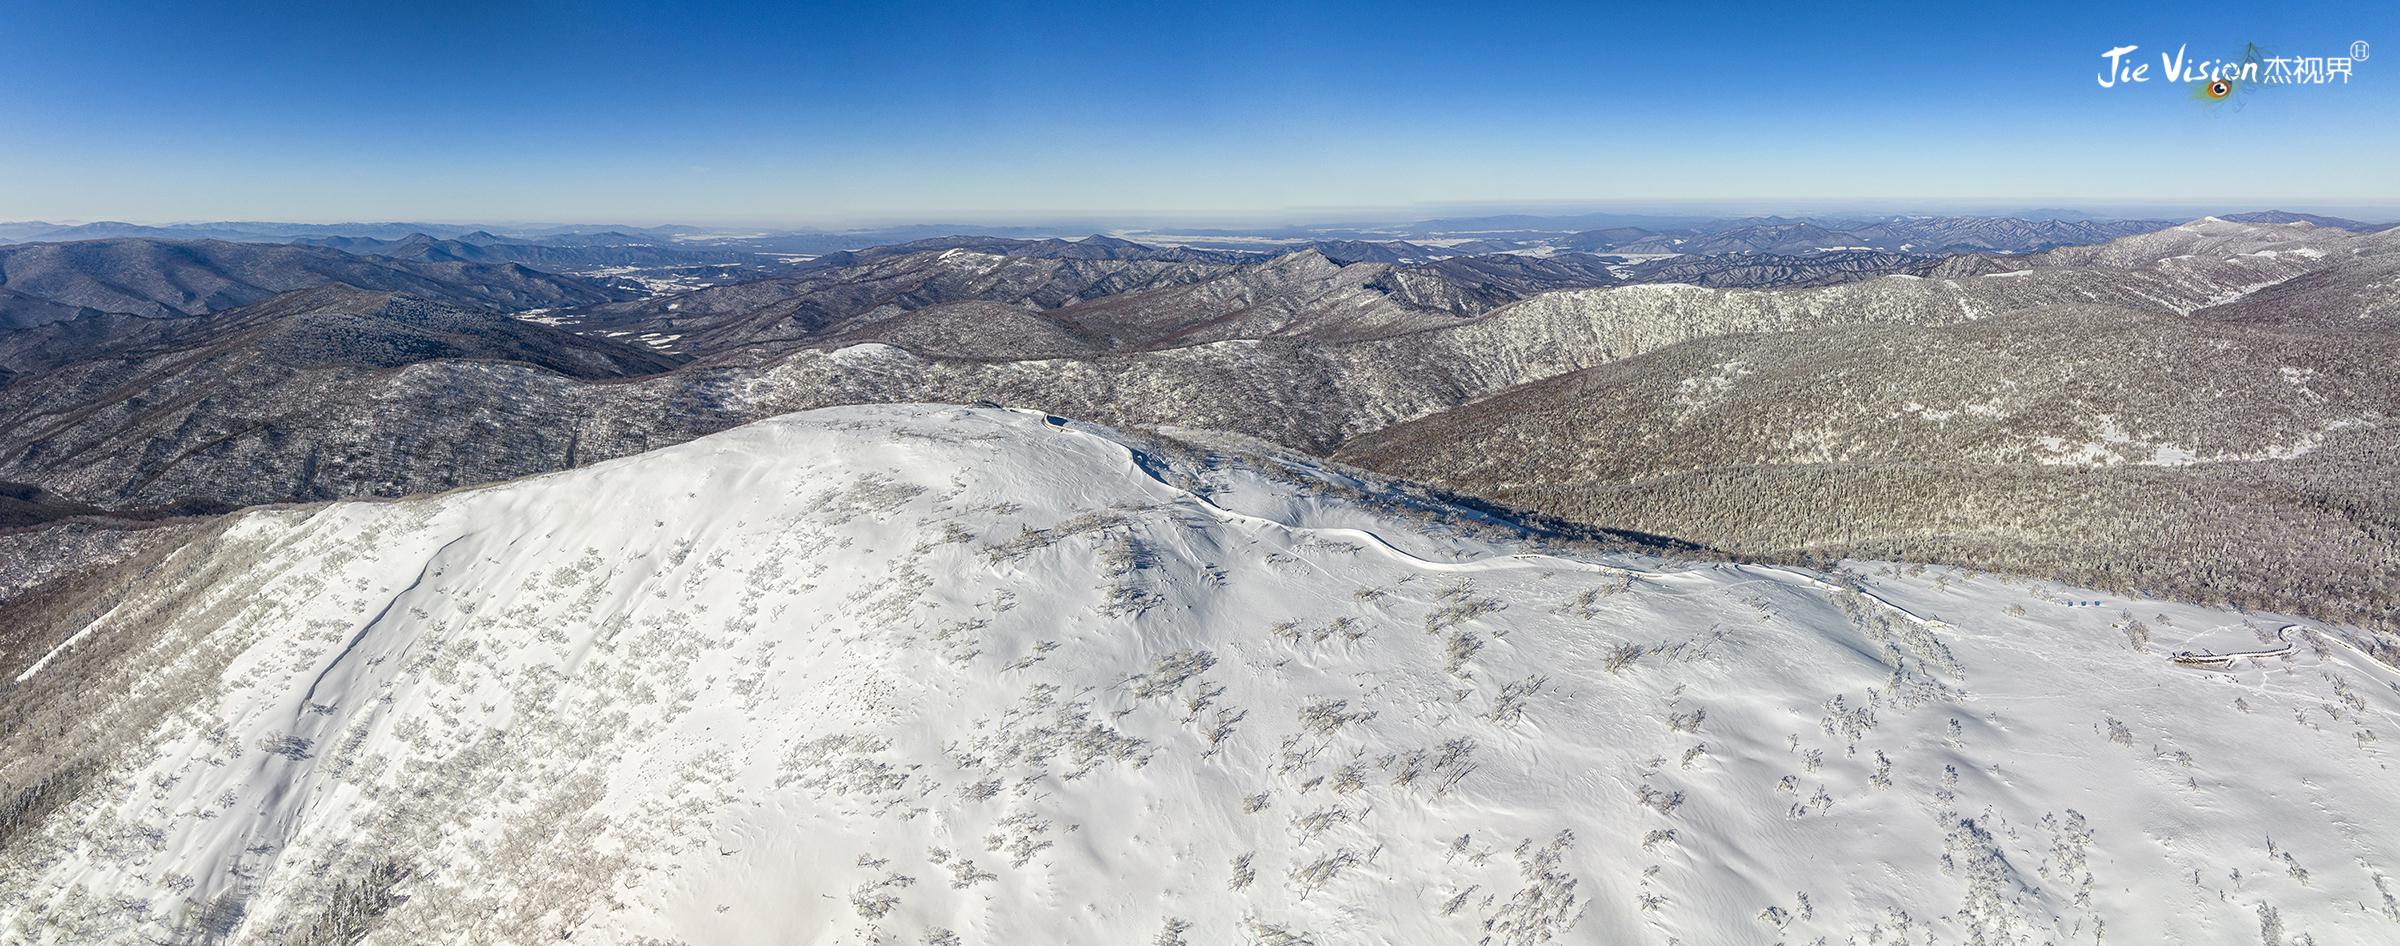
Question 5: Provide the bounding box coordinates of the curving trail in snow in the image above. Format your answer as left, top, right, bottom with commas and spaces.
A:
1036, 408, 1946, 632
2172, 625, 2303, 668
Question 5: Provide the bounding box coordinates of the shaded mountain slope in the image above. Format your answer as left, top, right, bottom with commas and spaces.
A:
807, 233, 1261, 267
0, 288, 109, 336
0, 287, 681, 505
2191, 226, 2400, 330
0, 238, 639, 328
1615, 250, 1946, 288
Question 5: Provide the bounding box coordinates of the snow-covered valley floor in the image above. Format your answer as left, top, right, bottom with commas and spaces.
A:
3, 404, 2396, 945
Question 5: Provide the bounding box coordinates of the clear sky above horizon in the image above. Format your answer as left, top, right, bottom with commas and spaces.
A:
3, 0, 2395, 225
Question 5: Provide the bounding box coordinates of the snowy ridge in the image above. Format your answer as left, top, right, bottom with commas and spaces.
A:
4, 405, 2397, 945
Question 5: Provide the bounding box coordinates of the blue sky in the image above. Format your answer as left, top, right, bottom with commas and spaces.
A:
2, 0, 2394, 224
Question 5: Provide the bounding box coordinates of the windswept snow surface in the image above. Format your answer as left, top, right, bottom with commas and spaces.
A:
6, 405, 2399, 945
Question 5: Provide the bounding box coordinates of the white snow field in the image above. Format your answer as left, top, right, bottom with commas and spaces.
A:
5, 404, 2399, 945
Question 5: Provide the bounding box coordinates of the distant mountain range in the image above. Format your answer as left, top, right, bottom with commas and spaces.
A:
5, 215, 2396, 636
2217, 210, 2389, 231
551, 240, 1637, 360
292, 231, 767, 269
12, 210, 2382, 257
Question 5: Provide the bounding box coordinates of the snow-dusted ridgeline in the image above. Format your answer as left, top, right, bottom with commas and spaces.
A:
3, 405, 2396, 945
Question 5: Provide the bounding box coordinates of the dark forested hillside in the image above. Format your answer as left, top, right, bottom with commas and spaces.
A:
1339, 303, 2400, 626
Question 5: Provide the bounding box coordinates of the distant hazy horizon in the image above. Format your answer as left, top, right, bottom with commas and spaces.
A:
9, 198, 2400, 233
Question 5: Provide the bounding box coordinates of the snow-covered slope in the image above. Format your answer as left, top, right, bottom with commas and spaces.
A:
5, 405, 2397, 945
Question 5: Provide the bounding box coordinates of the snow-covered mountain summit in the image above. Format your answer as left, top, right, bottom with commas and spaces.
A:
4, 405, 2396, 944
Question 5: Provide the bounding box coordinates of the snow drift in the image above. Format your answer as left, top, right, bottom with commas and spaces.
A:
3, 404, 2396, 945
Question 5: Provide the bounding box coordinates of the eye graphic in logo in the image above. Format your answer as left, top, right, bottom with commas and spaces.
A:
2204, 78, 2233, 100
